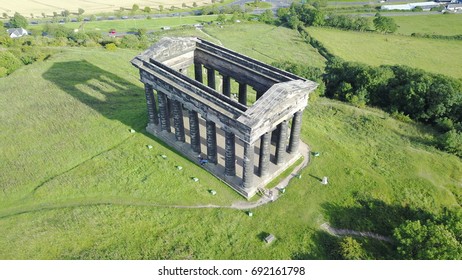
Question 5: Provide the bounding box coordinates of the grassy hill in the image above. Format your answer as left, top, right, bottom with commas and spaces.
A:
193, 23, 327, 68
307, 27, 462, 79
1, 26, 461, 259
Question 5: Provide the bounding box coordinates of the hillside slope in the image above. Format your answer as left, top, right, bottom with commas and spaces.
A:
0, 45, 461, 259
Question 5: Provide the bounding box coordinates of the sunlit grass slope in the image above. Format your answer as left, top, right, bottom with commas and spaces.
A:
0, 28, 461, 259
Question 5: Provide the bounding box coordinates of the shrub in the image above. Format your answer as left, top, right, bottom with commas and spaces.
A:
84, 39, 99, 47
438, 130, 462, 157
0, 51, 22, 75
85, 31, 103, 42
390, 111, 413, 123
0, 67, 8, 78
120, 34, 140, 49
105, 43, 117, 51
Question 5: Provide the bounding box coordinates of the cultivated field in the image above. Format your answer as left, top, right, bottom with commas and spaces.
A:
1, 24, 461, 259
307, 27, 462, 78
0, 0, 215, 17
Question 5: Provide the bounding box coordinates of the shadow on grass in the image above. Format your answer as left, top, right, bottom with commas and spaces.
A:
43, 59, 145, 130
257, 231, 270, 242
322, 194, 433, 236
292, 231, 342, 260
292, 195, 435, 259
42, 59, 195, 163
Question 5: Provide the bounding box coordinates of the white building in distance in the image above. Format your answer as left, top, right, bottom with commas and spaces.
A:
381, 1, 441, 10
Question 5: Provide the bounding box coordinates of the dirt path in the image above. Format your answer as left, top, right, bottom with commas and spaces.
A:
321, 222, 394, 243
197, 28, 223, 46
1, 142, 311, 219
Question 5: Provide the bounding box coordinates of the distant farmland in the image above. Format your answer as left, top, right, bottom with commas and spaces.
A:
393, 14, 462, 36
307, 27, 462, 79
0, 0, 212, 17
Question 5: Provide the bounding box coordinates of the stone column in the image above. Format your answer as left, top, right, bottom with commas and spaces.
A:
194, 63, 203, 83
144, 84, 158, 125
224, 131, 236, 177
172, 100, 185, 142
167, 98, 173, 119
189, 110, 201, 154
222, 74, 231, 97
206, 120, 217, 164
288, 110, 303, 154
157, 91, 171, 132
238, 82, 247, 105
242, 142, 254, 190
275, 120, 288, 165
206, 67, 216, 90
258, 132, 271, 177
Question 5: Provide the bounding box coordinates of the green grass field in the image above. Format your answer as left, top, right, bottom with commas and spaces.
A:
393, 14, 462, 36
307, 27, 462, 79
203, 24, 327, 68
1, 24, 462, 259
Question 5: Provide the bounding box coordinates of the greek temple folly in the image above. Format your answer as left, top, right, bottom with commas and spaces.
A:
131, 37, 317, 198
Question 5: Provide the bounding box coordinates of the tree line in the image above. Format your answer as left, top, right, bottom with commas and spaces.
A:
277, 2, 398, 33
325, 198, 462, 260
273, 57, 462, 157
268, 2, 462, 158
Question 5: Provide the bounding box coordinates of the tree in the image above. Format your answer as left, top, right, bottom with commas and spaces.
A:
339, 237, 367, 260
10, 12, 28, 28
394, 220, 462, 259
159, 5, 164, 12
61, 10, 70, 17
373, 15, 397, 33
132, 4, 139, 12
144, 6, 151, 13
354, 17, 371, 31
193, 2, 198, 8
2, 12, 8, 19
438, 130, 462, 157
41, 12, 46, 18
287, 15, 301, 29
259, 9, 274, 24
182, 3, 187, 8
216, 14, 226, 23
78, 8, 85, 15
